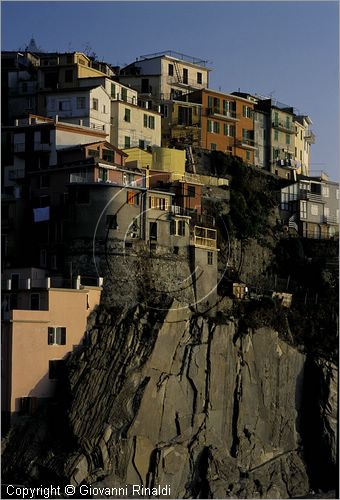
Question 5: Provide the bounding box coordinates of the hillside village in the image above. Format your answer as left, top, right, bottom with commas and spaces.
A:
1, 44, 339, 434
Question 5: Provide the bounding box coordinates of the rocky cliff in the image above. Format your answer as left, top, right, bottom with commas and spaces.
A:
2, 299, 337, 498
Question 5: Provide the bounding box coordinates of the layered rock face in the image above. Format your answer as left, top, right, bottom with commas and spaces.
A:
3, 301, 318, 498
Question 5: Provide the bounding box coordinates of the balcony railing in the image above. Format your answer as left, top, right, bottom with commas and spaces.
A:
192, 226, 217, 249
206, 108, 238, 120
322, 215, 338, 225
235, 138, 257, 149
2, 275, 103, 292
69, 173, 95, 183
272, 121, 295, 133
305, 130, 315, 144
299, 190, 324, 203
169, 205, 191, 217
167, 76, 205, 87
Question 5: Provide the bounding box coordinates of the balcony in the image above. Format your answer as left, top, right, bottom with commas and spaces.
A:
272, 121, 295, 133
69, 173, 95, 183
2, 275, 103, 292
206, 108, 238, 121
305, 130, 315, 144
167, 75, 205, 88
235, 138, 257, 150
191, 226, 217, 249
299, 190, 324, 203
323, 215, 338, 225
169, 205, 191, 217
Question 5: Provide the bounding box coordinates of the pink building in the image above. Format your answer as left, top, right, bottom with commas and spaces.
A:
1, 268, 102, 430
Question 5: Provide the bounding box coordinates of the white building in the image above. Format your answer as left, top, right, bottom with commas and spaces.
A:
119, 51, 210, 103
44, 85, 111, 135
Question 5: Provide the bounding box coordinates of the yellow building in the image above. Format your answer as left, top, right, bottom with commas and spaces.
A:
294, 115, 314, 177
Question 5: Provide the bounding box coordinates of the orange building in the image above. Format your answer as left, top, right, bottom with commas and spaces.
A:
1, 268, 101, 430
183, 89, 256, 164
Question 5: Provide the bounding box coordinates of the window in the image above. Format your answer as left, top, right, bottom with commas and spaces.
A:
111, 83, 116, 98
274, 130, 279, 141
207, 251, 213, 265
124, 108, 131, 122
178, 220, 186, 236
76, 97, 86, 109
103, 104, 106, 114
102, 149, 114, 163
48, 327, 66, 345
300, 200, 307, 219
213, 121, 220, 134
322, 186, 329, 198
149, 197, 168, 210
150, 222, 157, 240
183, 68, 188, 84
59, 100, 71, 111
210, 143, 216, 151
88, 148, 100, 158
213, 97, 220, 113
30, 293, 40, 311
127, 191, 139, 205
300, 150, 302, 161
49, 360, 66, 379
246, 151, 250, 161
207, 96, 213, 109
92, 98, 98, 110
139, 140, 145, 149
324, 207, 330, 218
65, 69, 73, 83
274, 111, 279, 126
168, 64, 174, 76
336, 189, 339, 200
311, 204, 319, 216
160, 104, 168, 118
170, 219, 186, 236
124, 136, 130, 148
207, 120, 212, 133
178, 106, 192, 126
224, 124, 235, 137
141, 79, 149, 94
121, 87, 128, 101
243, 106, 252, 118
148, 116, 155, 129
197, 72, 202, 84
286, 134, 290, 145
106, 214, 118, 229
187, 185, 195, 197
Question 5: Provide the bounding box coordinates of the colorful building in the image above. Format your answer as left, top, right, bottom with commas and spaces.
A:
1, 268, 102, 429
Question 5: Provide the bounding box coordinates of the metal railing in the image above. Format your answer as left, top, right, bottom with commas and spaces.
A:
206, 108, 238, 119
272, 121, 295, 133
69, 173, 95, 183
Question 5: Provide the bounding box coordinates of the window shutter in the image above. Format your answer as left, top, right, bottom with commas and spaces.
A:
60, 327, 66, 345
170, 220, 176, 235
48, 327, 55, 345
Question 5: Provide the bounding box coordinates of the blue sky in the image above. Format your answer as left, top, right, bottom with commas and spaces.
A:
2, 1, 339, 180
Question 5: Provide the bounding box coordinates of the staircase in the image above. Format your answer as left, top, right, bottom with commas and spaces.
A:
185, 145, 196, 173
